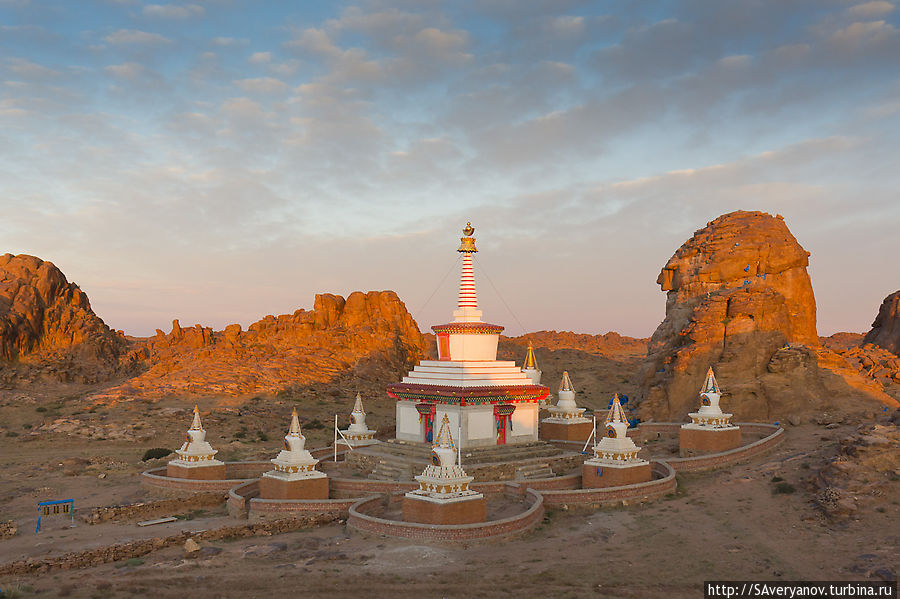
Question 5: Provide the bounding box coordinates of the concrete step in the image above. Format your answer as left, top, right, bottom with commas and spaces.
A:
514, 463, 554, 480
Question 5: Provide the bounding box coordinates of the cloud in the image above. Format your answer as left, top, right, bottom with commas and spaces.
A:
829, 20, 898, 45
5, 57, 60, 79
248, 51, 271, 64
105, 29, 171, 44
104, 62, 146, 80
211, 36, 247, 47
143, 4, 204, 19
847, 1, 895, 18
233, 77, 288, 94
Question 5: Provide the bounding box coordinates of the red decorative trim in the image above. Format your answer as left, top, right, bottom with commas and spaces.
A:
431, 322, 505, 335
493, 404, 516, 417
387, 382, 549, 405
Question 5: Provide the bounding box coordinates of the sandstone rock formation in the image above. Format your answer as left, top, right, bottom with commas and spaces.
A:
0, 253, 126, 383
94, 290, 426, 402
639, 211, 897, 422
863, 291, 900, 356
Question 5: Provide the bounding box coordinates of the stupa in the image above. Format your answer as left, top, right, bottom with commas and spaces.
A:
167, 405, 225, 480
402, 414, 486, 524
339, 393, 377, 447
582, 394, 650, 488
679, 367, 742, 456
388, 223, 550, 448
540, 371, 593, 442
258, 408, 329, 500
521, 342, 542, 385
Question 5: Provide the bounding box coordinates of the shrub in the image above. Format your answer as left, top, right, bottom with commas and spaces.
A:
35, 406, 47, 413
773, 482, 795, 494
141, 447, 173, 461
771, 476, 784, 483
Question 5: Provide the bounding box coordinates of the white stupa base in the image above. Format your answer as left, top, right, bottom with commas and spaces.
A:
338, 429, 378, 447
262, 468, 327, 483
404, 489, 484, 504
168, 457, 224, 468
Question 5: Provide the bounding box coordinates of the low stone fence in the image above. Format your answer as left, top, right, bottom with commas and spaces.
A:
637, 423, 785, 472
248, 496, 365, 522
538, 461, 676, 508
347, 488, 545, 543
0, 521, 16, 540
85, 493, 226, 524
0, 515, 338, 576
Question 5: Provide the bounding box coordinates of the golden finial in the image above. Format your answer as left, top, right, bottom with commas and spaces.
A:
458, 222, 478, 253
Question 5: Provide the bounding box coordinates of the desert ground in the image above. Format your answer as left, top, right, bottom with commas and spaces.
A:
0, 384, 897, 598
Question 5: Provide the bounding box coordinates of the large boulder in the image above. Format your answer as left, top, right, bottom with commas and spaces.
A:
863, 291, 900, 356
639, 211, 896, 422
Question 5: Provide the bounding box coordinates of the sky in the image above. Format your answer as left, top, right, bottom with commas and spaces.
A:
1, 0, 898, 339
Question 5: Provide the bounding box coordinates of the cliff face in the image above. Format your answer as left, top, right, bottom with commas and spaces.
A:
0, 254, 125, 382
640, 211, 897, 422
94, 290, 427, 402
863, 291, 900, 356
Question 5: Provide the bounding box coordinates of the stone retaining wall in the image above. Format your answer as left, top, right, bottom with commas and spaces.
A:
85, 493, 226, 524
0, 515, 338, 576
248, 496, 364, 522
346, 489, 545, 543
538, 461, 676, 508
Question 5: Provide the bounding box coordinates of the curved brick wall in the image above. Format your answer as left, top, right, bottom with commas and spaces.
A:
638, 423, 785, 472
347, 489, 545, 542
141, 467, 257, 494
538, 461, 676, 508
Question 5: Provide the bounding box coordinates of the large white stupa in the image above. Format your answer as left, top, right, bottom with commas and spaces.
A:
387, 224, 549, 448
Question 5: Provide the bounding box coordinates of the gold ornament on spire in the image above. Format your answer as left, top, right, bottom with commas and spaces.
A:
458, 222, 478, 253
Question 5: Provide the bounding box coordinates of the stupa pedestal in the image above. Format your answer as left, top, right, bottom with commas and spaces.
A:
259, 409, 329, 500
679, 368, 742, 457
540, 371, 593, 442
582, 395, 651, 488
167, 406, 226, 480
338, 393, 377, 448
403, 415, 486, 525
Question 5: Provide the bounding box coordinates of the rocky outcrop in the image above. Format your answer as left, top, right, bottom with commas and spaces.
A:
814, 420, 900, 521
863, 291, 900, 356
639, 211, 897, 422
505, 331, 647, 357
0, 253, 126, 383
95, 290, 427, 402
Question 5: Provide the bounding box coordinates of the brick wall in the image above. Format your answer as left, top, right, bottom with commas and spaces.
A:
639, 423, 785, 472
539, 461, 676, 508
347, 489, 545, 543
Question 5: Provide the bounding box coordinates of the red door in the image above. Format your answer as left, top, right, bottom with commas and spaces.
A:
493, 405, 516, 446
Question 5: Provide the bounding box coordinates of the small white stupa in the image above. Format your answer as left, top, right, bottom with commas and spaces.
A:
259, 408, 328, 499
521, 341, 542, 386
339, 393, 377, 447
679, 367, 741, 456
582, 394, 650, 488
402, 414, 486, 524
547, 371, 587, 420
540, 371, 593, 442
167, 406, 225, 480
684, 367, 735, 428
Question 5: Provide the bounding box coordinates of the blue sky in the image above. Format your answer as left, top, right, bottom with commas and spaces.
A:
1, 0, 898, 338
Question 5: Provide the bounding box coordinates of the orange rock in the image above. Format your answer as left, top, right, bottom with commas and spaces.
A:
0, 253, 125, 382
863, 291, 900, 356
639, 211, 897, 422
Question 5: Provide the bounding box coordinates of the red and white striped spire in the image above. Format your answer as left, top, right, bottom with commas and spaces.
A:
454, 222, 483, 322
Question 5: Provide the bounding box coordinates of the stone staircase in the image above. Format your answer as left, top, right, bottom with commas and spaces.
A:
357, 439, 572, 482
514, 463, 554, 480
